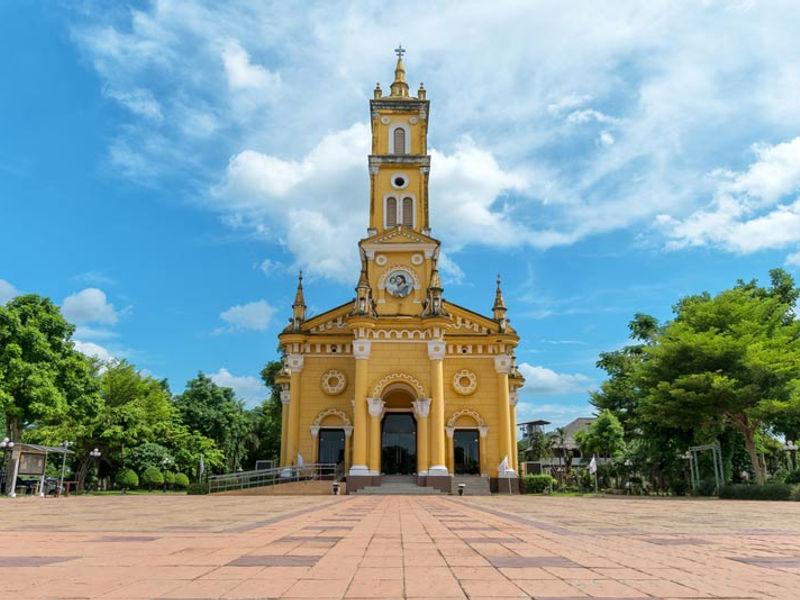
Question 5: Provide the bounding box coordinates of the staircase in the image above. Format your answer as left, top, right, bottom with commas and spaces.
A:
451, 475, 491, 496
354, 475, 446, 495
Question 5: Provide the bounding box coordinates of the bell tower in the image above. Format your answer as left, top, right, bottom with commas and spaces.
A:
368, 45, 431, 236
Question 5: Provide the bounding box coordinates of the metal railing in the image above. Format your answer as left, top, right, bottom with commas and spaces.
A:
207, 463, 341, 494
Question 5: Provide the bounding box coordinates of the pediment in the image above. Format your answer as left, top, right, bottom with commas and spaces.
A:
361, 227, 439, 249
444, 300, 516, 336
302, 301, 353, 334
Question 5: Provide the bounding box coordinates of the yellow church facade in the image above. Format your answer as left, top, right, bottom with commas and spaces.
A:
276, 50, 524, 493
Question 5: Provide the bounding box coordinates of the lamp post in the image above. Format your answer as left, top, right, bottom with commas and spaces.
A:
58, 441, 73, 497
161, 458, 173, 493
89, 448, 101, 492
1, 437, 16, 497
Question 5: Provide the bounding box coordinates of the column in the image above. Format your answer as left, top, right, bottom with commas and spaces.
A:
509, 391, 519, 472
343, 426, 353, 472
279, 386, 290, 466
428, 340, 448, 476
349, 339, 371, 475
495, 354, 516, 477
7, 448, 20, 497
286, 354, 304, 466
412, 398, 431, 475
445, 427, 455, 473
478, 426, 489, 475
309, 426, 320, 463
368, 398, 384, 474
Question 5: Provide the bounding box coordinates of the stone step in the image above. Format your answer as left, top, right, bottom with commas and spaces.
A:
451, 475, 492, 496
355, 485, 444, 495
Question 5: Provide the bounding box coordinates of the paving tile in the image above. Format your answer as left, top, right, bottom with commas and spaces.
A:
228, 554, 322, 567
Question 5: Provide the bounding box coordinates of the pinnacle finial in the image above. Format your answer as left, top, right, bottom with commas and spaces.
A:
394, 44, 405, 59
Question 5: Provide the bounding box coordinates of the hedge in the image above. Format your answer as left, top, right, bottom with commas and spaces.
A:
174, 473, 190, 489
522, 473, 557, 494
115, 468, 139, 490
141, 466, 164, 490
718, 483, 797, 501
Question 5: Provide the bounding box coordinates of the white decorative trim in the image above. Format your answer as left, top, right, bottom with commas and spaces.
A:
286, 354, 304, 373
380, 116, 391, 125
280, 390, 290, 405
427, 340, 445, 361
377, 264, 421, 291
411, 253, 423, 265
311, 408, 352, 428
375, 254, 387, 266
509, 390, 519, 407
409, 115, 418, 124
320, 369, 347, 395
353, 340, 371, 360
494, 354, 512, 374
445, 426, 454, 439
388, 123, 411, 154
343, 426, 353, 438
309, 425, 320, 438
370, 372, 426, 398
367, 397, 385, 418
478, 425, 489, 438
349, 465, 370, 476
452, 369, 478, 395
411, 398, 431, 418
383, 193, 416, 229
428, 465, 449, 476
368, 328, 426, 340
447, 408, 487, 429
390, 172, 408, 189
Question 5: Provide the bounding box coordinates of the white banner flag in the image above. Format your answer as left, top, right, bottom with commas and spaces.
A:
588, 455, 597, 475
498, 455, 509, 474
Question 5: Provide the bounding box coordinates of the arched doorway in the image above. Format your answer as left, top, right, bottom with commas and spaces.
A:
381, 413, 416, 474
380, 385, 417, 475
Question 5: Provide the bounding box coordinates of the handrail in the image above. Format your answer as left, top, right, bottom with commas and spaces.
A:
207, 463, 341, 494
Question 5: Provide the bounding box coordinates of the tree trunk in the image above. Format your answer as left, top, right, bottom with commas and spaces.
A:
3, 416, 22, 494
76, 457, 91, 493
736, 417, 765, 485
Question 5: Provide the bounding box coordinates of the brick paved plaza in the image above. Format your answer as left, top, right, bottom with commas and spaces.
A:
1, 495, 799, 599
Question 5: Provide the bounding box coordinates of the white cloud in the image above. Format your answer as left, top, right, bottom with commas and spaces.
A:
68, 2, 800, 270
0, 279, 19, 304
217, 299, 275, 332
62, 288, 119, 324
210, 368, 265, 405
437, 252, 464, 285
73, 340, 113, 362
658, 137, 800, 253
257, 258, 284, 276
787, 251, 800, 267
518, 362, 593, 395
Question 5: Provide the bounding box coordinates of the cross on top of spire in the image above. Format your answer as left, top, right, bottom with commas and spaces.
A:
394, 44, 405, 59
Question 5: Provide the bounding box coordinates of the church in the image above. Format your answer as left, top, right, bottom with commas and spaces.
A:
276, 49, 525, 493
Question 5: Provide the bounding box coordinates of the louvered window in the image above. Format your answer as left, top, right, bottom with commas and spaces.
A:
393, 128, 406, 154
402, 197, 414, 227
386, 197, 398, 227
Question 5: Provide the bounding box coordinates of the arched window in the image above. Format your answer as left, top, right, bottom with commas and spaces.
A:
393, 128, 406, 155
402, 197, 414, 227
386, 197, 398, 227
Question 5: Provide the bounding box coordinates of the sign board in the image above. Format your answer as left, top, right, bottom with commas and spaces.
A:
18, 452, 46, 475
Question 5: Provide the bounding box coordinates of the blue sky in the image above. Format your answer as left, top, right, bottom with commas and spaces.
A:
2, 1, 800, 427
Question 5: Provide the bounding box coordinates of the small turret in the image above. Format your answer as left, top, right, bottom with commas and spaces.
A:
493, 274, 509, 332
288, 271, 306, 331
351, 255, 376, 317
389, 45, 409, 98
422, 265, 448, 318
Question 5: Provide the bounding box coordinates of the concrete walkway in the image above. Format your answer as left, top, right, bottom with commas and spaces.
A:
1, 494, 799, 599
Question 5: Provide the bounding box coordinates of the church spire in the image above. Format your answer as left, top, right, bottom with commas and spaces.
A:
389, 44, 409, 98
351, 253, 376, 317
289, 270, 306, 331
493, 274, 509, 332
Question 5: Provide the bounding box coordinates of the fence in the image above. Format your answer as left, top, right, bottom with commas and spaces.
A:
207, 463, 341, 494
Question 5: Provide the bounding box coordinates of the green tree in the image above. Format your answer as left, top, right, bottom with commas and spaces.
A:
173, 373, 254, 472
244, 360, 284, 466
638, 269, 800, 484
574, 410, 626, 459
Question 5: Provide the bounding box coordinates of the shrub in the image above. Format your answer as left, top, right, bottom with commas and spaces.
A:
718, 483, 795, 501
141, 466, 164, 490
187, 481, 209, 495
784, 469, 800, 485
694, 478, 718, 497
522, 473, 557, 494
174, 473, 190, 489
163, 471, 176, 488
115, 468, 139, 490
